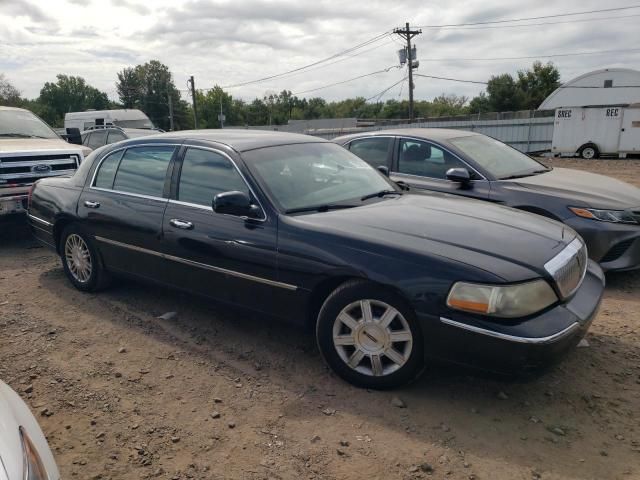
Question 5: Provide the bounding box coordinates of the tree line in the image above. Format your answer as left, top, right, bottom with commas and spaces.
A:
0, 61, 560, 130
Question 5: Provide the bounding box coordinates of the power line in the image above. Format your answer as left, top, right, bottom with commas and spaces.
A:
194, 37, 396, 94
431, 13, 640, 30
413, 74, 487, 85
418, 47, 640, 62
293, 66, 401, 95
220, 32, 392, 89
366, 76, 408, 103
414, 5, 640, 28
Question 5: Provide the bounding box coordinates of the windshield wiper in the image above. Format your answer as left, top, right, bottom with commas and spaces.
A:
285, 204, 358, 214
361, 189, 403, 201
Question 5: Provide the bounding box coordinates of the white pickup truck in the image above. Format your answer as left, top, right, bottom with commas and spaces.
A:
0, 106, 91, 217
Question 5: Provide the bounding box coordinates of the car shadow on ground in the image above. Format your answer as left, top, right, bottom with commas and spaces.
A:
33, 257, 640, 479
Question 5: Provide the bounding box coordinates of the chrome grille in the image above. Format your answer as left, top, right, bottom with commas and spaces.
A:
544, 237, 588, 299
0, 153, 79, 185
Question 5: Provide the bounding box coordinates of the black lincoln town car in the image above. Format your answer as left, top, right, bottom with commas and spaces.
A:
334, 129, 640, 272
27, 130, 604, 388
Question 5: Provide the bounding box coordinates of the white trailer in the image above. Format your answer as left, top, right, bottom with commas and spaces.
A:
551, 105, 640, 159
64, 109, 155, 131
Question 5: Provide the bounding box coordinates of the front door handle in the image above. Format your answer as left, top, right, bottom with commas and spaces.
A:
169, 218, 194, 230
84, 201, 100, 209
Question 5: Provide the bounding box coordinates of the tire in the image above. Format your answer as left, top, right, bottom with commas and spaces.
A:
316, 280, 424, 389
578, 144, 599, 159
60, 224, 110, 292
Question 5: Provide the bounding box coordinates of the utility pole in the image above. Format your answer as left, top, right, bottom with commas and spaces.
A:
394, 22, 421, 122
188, 75, 198, 129
219, 96, 224, 129
167, 90, 174, 131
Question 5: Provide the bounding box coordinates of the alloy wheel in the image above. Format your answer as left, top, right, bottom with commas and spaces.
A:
332, 299, 413, 377
64, 234, 92, 283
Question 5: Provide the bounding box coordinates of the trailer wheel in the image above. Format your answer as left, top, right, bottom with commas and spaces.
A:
578, 143, 599, 159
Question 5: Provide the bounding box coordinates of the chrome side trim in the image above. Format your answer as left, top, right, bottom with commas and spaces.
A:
27, 213, 52, 226
439, 317, 580, 344
95, 236, 297, 291
90, 186, 168, 202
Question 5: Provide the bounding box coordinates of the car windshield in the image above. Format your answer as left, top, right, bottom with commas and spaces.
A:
449, 134, 548, 179
0, 109, 59, 139
242, 143, 395, 212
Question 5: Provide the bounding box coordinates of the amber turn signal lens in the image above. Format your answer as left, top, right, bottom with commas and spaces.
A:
568, 207, 595, 219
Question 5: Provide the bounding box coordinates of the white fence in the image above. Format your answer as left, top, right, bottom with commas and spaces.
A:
251, 110, 556, 153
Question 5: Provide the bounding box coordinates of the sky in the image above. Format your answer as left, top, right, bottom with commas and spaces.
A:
1, 0, 639, 105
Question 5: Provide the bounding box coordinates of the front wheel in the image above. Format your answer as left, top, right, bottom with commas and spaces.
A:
316, 280, 424, 389
60, 225, 110, 292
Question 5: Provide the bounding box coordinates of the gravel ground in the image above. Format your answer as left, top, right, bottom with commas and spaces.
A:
0, 158, 639, 480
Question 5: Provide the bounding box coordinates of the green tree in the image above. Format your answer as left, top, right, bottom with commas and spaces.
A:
38, 74, 109, 126
0, 74, 21, 106
116, 67, 143, 109
485, 73, 525, 112
516, 61, 560, 110
115, 60, 188, 130
468, 92, 492, 114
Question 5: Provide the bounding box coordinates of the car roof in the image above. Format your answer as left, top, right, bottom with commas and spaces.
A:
334, 128, 480, 143
0, 106, 29, 112
154, 129, 329, 152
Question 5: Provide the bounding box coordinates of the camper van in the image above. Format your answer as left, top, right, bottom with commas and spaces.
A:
551, 104, 640, 158
64, 109, 155, 131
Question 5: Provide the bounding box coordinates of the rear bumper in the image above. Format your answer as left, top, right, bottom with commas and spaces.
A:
565, 216, 640, 271
27, 212, 57, 250
419, 260, 605, 374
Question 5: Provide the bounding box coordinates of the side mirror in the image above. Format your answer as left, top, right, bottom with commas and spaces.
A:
213, 191, 260, 218
446, 167, 471, 185
377, 165, 389, 177
63, 127, 82, 145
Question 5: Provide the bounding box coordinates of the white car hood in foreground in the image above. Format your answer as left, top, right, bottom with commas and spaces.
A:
0, 381, 59, 480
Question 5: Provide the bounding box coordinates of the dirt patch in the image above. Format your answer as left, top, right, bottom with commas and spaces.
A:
1, 159, 639, 480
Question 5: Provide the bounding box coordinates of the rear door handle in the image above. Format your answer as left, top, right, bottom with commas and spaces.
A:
169, 218, 194, 230
84, 201, 100, 209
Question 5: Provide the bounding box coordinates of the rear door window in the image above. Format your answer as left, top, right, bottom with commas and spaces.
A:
93, 150, 124, 189
112, 146, 175, 197
348, 137, 392, 169
177, 148, 249, 207
87, 130, 107, 149
107, 129, 127, 144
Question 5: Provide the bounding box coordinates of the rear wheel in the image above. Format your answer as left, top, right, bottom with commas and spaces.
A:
316, 280, 424, 389
578, 144, 599, 159
60, 225, 110, 292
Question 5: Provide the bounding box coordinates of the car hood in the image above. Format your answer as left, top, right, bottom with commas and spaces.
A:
290, 194, 575, 282
0, 381, 59, 480
0, 137, 84, 154
504, 168, 640, 210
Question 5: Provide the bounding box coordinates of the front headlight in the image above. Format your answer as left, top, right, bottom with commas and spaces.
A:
569, 207, 638, 224
19, 427, 49, 480
446, 279, 558, 318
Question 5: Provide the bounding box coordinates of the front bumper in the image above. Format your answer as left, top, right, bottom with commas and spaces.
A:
565, 216, 640, 271
0, 194, 28, 216
420, 260, 605, 374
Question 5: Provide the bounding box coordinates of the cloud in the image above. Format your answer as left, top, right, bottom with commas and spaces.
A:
0, 0, 638, 105
0, 0, 53, 23
111, 0, 150, 15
